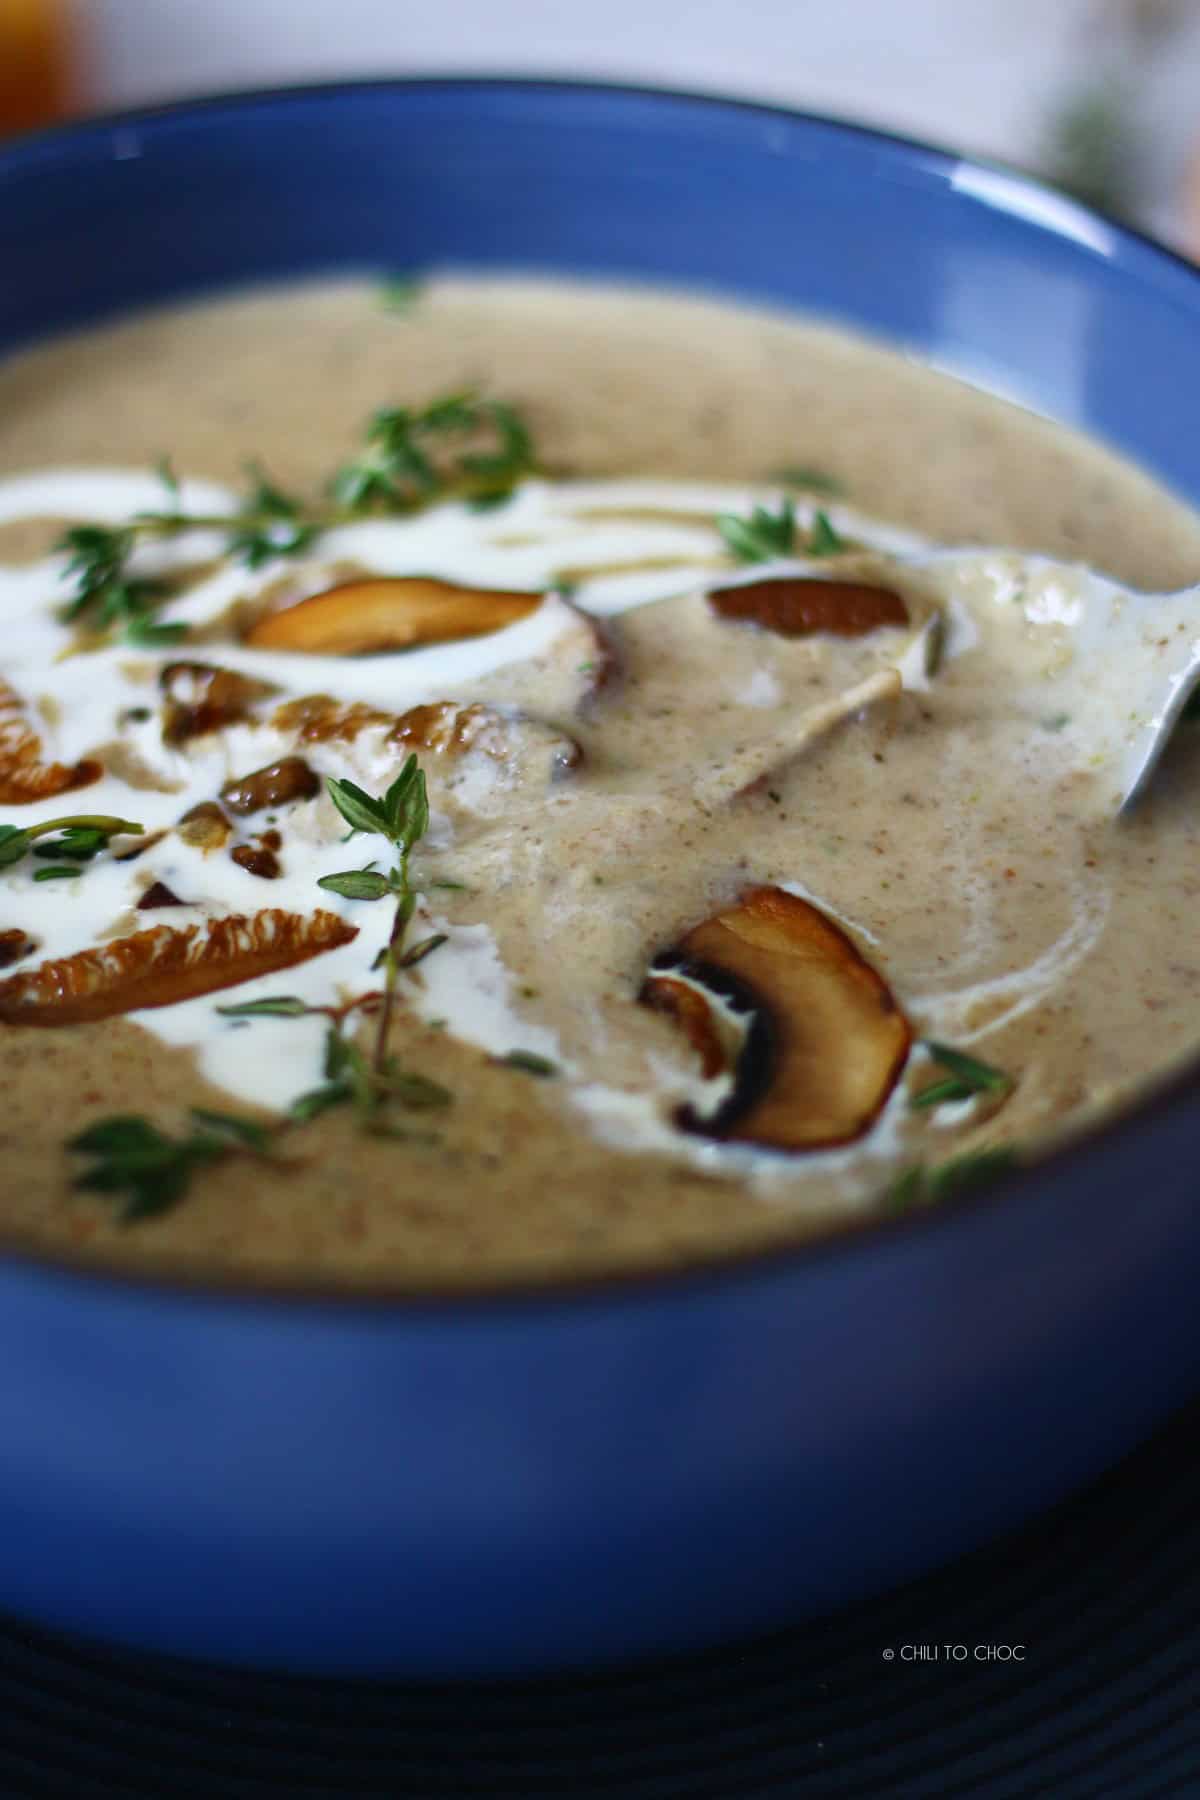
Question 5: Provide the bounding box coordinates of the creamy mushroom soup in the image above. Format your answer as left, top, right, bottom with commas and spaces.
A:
2, 276, 1199, 1288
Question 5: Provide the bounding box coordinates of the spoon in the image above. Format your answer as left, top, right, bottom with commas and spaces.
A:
688, 549, 1200, 815
1104, 583, 1200, 812
912, 554, 1200, 816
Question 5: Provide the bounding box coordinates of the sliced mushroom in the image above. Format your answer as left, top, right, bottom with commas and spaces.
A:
136, 881, 186, 910
0, 930, 35, 971
709, 576, 908, 638
243, 576, 542, 655
642, 885, 911, 1150
231, 844, 282, 880
0, 909, 357, 1026
0, 679, 101, 805
271, 693, 395, 745
177, 802, 233, 851
160, 662, 279, 745
639, 974, 727, 1078
220, 756, 321, 816
272, 695, 583, 782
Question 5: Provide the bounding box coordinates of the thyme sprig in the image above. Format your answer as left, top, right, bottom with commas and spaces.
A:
71, 1005, 451, 1220
0, 812, 144, 878
318, 756, 431, 1082
290, 1022, 449, 1137
329, 392, 534, 513
68, 1111, 275, 1223
55, 391, 537, 640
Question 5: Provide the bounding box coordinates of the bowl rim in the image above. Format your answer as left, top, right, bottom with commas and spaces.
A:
3, 71, 1200, 1316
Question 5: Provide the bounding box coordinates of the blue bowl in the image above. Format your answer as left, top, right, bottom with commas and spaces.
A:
2, 79, 1200, 1677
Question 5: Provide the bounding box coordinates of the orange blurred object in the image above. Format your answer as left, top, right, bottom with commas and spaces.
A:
0, 0, 75, 136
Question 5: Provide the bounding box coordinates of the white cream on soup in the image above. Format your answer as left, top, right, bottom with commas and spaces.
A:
0, 463, 1162, 1199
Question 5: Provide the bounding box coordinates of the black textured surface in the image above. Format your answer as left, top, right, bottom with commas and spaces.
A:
2, 1397, 1199, 1799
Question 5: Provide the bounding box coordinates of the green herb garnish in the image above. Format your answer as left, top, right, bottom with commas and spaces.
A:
289, 1022, 449, 1137
885, 1147, 1019, 1213
330, 392, 535, 514
807, 509, 848, 557
398, 932, 448, 970
380, 273, 423, 313
0, 813, 144, 875
122, 617, 190, 649
56, 523, 166, 639
911, 1042, 1014, 1111
56, 392, 537, 641
716, 497, 850, 563
498, 1050, 559, 1078
772, 465, 843, 496
68, 1111, 275, 1224
223, 466, 319, 569
216, 995, 319, 1019
319, 757, 435, 1100
716, 498, 797, 563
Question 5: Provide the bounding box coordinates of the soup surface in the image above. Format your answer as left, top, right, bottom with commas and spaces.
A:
2, 276, 1200, 1289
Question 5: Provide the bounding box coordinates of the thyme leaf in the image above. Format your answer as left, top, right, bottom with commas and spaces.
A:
216, 995, 317, 1019
911, 1042, 1014, 1110
398, 932, 447, 969
498, 1050, 559, 1077
68, 1111, 269, 1224
885, 1147, 1019, 1213
317, 868, 394, 902
716, 498, 849, 562
716, 498, 796, 563
772, 464, 844, 496
807, 509, 848, 557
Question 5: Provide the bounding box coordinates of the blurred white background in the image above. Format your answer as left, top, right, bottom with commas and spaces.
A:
79, 0, 1094, 159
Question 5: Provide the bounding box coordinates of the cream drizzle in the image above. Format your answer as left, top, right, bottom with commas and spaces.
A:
0, 466, 1126, 1187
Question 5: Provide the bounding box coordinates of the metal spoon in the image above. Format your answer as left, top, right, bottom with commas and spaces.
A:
884, 550, 1200, 816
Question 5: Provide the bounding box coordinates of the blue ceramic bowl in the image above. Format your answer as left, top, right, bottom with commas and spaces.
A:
3, 80, 1200, 1678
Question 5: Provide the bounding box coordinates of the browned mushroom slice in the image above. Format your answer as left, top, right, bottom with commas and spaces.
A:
177, 803, 232, 851
137, 881, 186, 910
231, 844, 282, 880
272, 696, 583, 780
243, 576, 542, 655
0, 930, 35, 971
644, 885, 911, 1150
160, 662, 279, 745
709, 576, 908, 638
0, 909, 357, 1027
273, 694, 496, 751
639, 975, 727, 1078
0, 679, 101, 805
271, 694, 394, 744
220, 756, 321, 816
